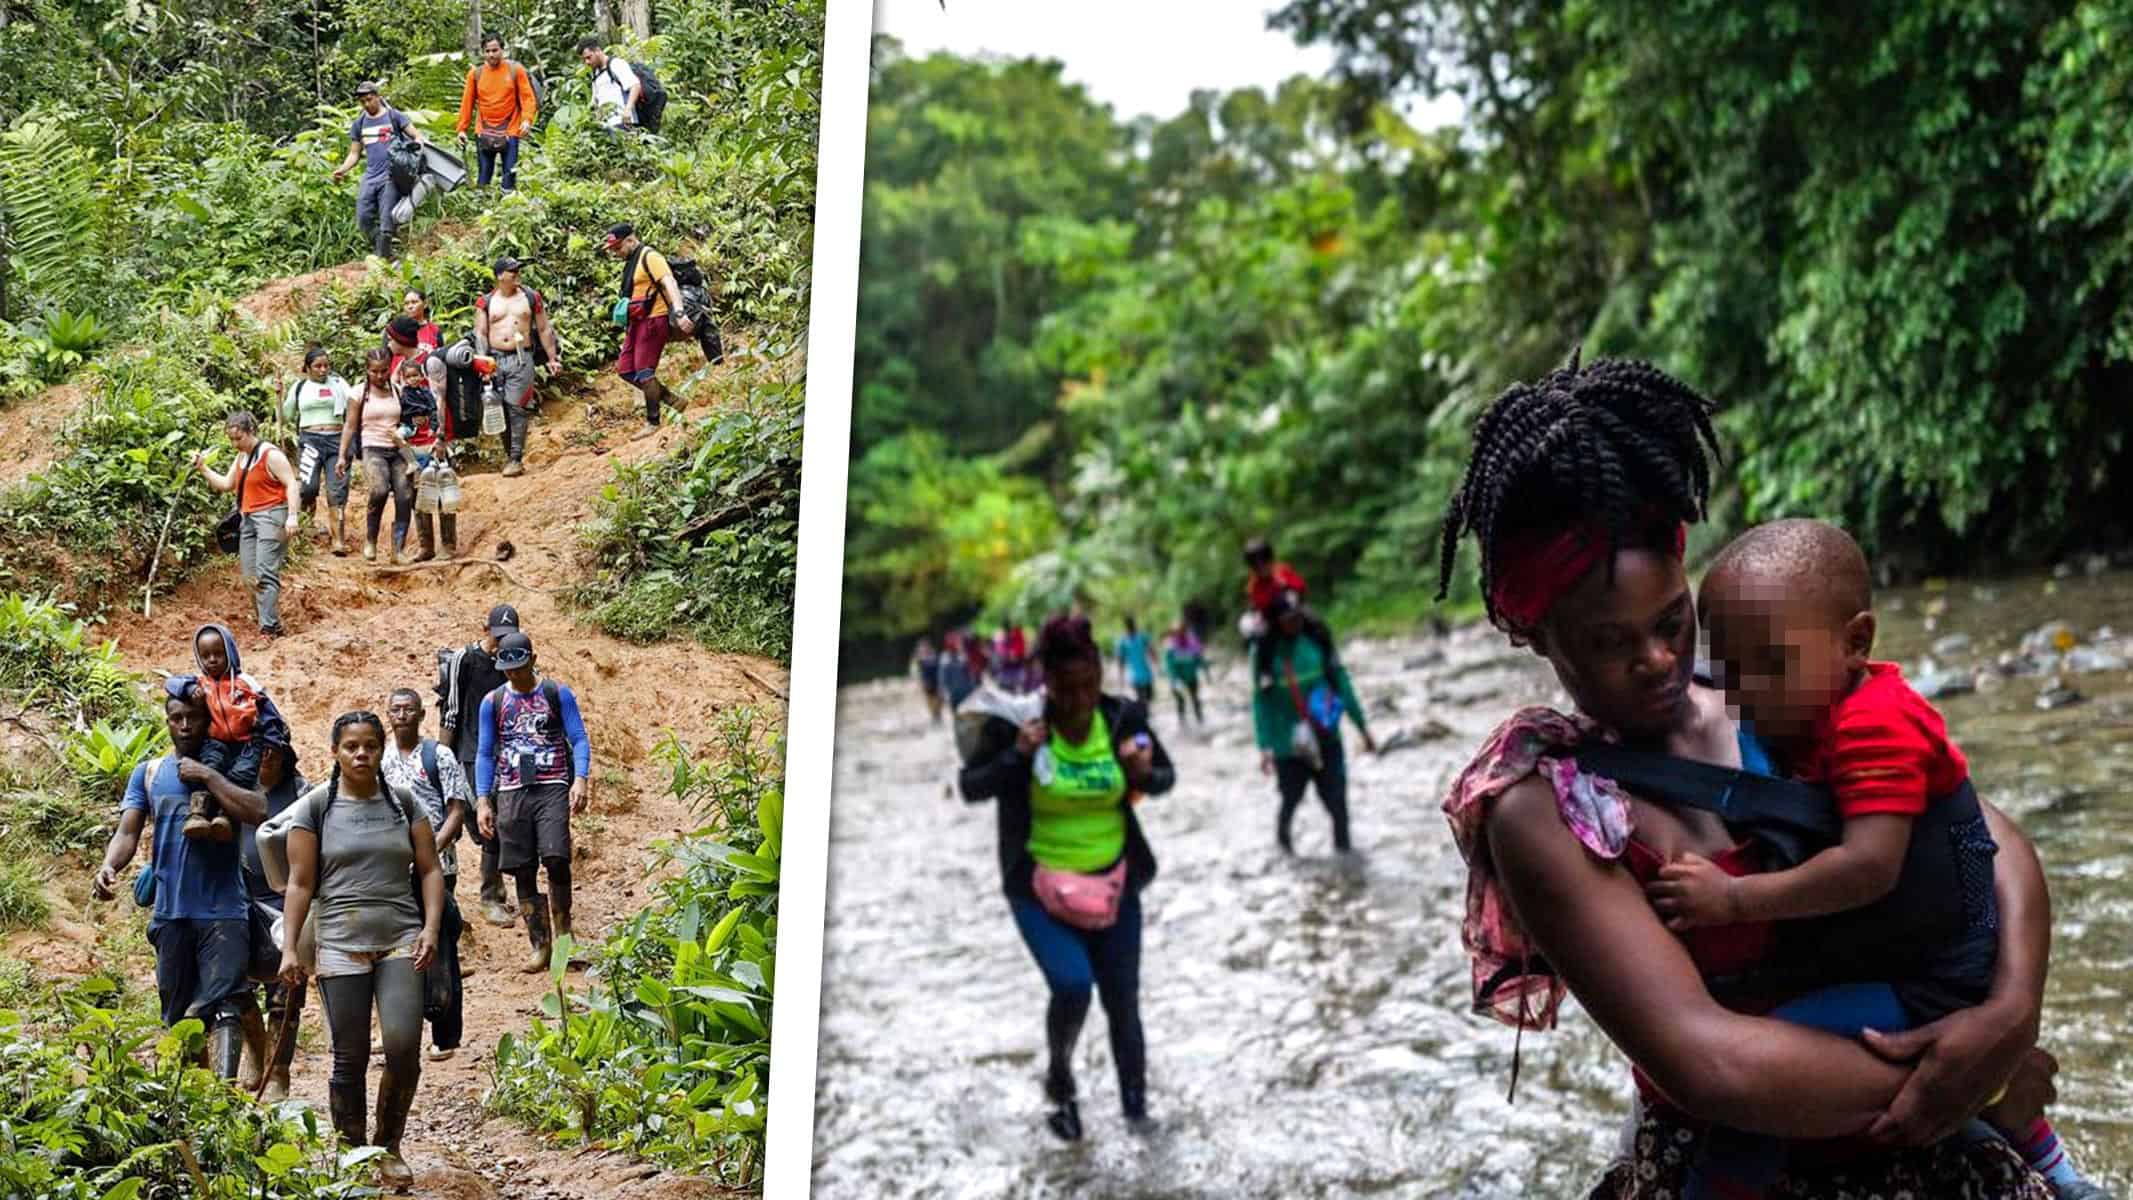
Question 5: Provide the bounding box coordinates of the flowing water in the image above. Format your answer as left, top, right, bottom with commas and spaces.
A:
812, 568, 2133, 1198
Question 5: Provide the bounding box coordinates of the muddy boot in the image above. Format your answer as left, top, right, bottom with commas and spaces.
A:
327, 1081, 368, 1150
331, 510, 349, 556
371, 1065, 418, 1190
438, 513, 458, 560
363, 539, 377, 563
183, 790, 214, 839
208, 1018, 245, 1081
237, 1006, 270, 1091
478, 845, 514, 926
263, 1063, 291, 1103
520, 904, 552, 974
411, 518, 436, 564
549, 895, 574, 943
500, 460, 524, 478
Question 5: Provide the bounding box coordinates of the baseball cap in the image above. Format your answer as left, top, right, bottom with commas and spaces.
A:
355, 80, 382, 96
493, 631, 534, 670
604, 222, 634, 242
1242, 536, 1273, 565
493, 256, 525, 276
486, 604, 521, 638
386, 315, 421, 344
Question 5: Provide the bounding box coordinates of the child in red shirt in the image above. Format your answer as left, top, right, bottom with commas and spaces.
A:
1660, 518, 2095, 1200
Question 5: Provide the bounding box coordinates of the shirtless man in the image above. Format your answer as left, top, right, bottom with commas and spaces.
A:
473, 257, 562, 476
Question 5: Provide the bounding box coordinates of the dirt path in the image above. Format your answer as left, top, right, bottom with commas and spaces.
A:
10, 268, 784, 1197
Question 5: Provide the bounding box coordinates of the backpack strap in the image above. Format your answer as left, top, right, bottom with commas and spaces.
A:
620, 244, 648, 303
420, 738, 443, 800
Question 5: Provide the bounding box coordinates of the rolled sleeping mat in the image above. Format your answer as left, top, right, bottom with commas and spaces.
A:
420, 141, 469, 190
390, 177, 431, 226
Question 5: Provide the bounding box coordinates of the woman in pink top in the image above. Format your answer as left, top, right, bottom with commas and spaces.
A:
339, 347, 412, 564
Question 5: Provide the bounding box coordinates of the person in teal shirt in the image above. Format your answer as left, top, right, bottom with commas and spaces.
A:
1114, 616, 1156, 706
1163, 621, 1205, 726
1251, 590, 1376, 853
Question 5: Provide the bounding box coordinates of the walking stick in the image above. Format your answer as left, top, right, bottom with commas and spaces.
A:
252, 989, 300, 1103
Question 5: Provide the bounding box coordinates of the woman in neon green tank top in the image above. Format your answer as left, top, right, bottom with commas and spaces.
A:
960, 614, 1176, 1144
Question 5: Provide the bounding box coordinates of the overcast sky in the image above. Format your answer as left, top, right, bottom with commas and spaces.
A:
871, 0, 1464, 129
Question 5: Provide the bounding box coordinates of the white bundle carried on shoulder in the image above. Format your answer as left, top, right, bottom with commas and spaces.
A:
954, 682, 1046, 765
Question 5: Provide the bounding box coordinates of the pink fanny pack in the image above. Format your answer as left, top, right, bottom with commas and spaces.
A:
1031, 857, 1128, 931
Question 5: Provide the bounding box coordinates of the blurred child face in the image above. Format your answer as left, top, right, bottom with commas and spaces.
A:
1701, 566, 1871, 741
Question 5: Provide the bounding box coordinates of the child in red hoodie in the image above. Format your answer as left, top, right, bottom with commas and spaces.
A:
178, 625, 287, 842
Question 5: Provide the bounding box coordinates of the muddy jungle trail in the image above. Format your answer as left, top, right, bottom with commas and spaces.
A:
0, 259, 792, 1198
814, 570, 2133, 1199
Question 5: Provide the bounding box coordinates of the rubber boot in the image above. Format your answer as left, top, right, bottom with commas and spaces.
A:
478, 843, 513, 926
411, 517, 436, 564
521, 904, 552, 974
372, 1064, 418, 1190
209, 1018, 245, 1081
331, 509, 349, 556
237, 1006, 270, 1091
263, 1063, 292, 1103
550, 894, 574, 943
439, 513, 458, 560
328, 1081, 368, 1150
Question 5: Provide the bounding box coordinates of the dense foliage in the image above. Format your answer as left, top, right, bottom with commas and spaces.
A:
0, 982, 367, 1198
576, 372, 803, 657
0, 0, 821, 666
844, 8, 2133, 664
0, 593, 164, 860
488, 709, 781, 1187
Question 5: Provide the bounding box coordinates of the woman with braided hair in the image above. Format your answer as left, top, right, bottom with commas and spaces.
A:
1437, 350, 2059, 1198
277, 710, 446, 1191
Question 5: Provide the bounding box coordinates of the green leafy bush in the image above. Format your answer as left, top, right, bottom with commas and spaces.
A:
577, 373, 803, 658
0, 860, 50, 931
488, 709, 781, 1188
0, 989, 368, 1198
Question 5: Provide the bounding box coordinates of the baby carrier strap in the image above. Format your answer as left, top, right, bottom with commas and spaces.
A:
1569, 743, 1843, 868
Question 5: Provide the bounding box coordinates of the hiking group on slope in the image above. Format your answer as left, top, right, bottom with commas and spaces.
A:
89, 611, 598, 1191
193, 218, 718, 636
334, 33, 670, 260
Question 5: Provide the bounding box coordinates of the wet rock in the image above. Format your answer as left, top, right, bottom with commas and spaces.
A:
1930, 633, 1974, 659
2064, 647, 2129, 674
2021, 621, 2079, 658
1970, 586, 1999, 603
1402, 649, 1446, 671
2086, 553, 2110, 577
2053, 561, 2076, 579
1376, 720, 1454, 755
1912, 669, 1974, 701
1973, 669, 2005, 695
1996, 651, 2048, 677
2036, 676, 2085, 711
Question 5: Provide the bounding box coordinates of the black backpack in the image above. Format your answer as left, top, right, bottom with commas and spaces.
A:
387, 134, 426, 191
606, 59, 668, 133
666, 258, 723, 365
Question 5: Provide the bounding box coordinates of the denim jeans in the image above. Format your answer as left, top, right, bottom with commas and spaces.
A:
476, 136, 521, 190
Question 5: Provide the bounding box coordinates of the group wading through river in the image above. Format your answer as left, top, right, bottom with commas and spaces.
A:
919, 352, 2115, 1199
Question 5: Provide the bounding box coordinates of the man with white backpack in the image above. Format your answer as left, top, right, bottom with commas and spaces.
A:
579, 38, 668, 133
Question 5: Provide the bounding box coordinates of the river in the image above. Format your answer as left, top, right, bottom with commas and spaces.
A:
811, 567, 2133, 1198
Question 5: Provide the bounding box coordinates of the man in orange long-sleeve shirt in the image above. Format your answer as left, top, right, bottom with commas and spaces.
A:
456, 33, 538, 191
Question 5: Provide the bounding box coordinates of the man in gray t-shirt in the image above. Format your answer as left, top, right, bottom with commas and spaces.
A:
331, 81, 422, 260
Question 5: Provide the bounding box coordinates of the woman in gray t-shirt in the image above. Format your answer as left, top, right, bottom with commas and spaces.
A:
278, 710, 444, 1190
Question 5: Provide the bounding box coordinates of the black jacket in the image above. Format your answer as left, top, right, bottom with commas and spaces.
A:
959, 694, 1176, 901
438, 643, 507, 765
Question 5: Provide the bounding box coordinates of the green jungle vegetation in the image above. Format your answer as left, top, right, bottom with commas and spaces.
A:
0, 0, 815, 1189
842, 2, 2133, 673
